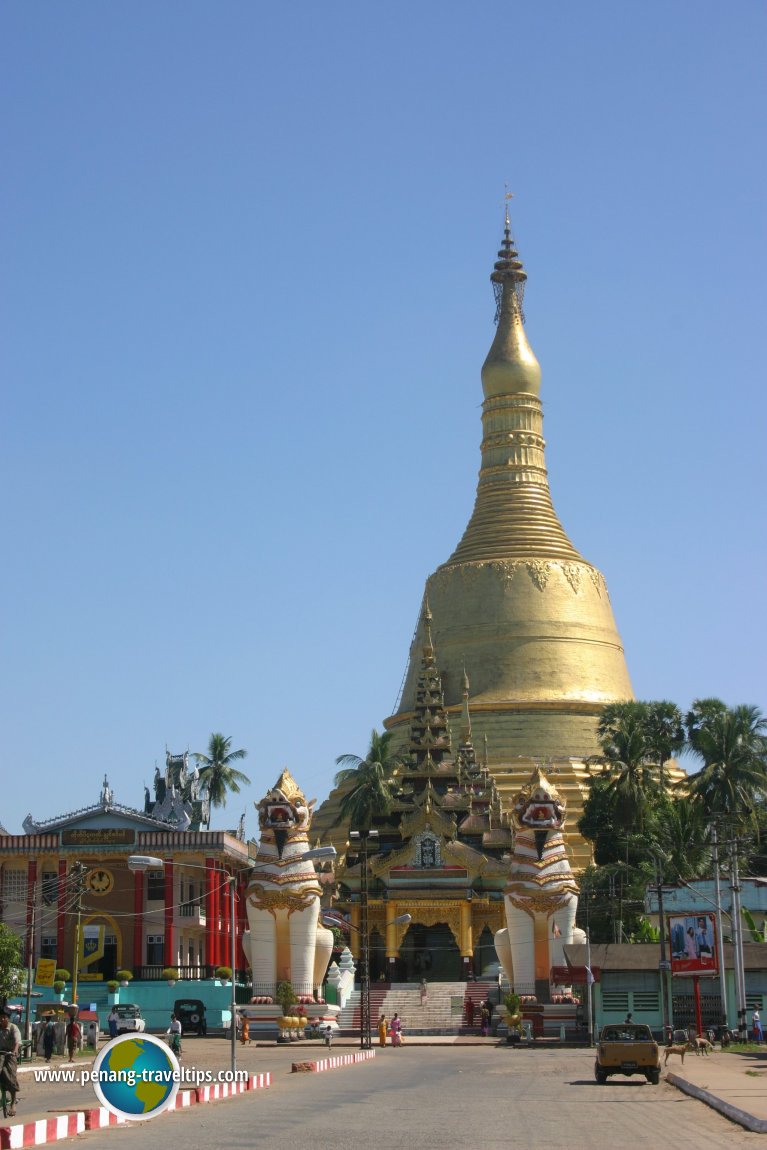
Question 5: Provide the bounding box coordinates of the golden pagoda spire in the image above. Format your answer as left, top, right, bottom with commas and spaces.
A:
446, 211, 581, 564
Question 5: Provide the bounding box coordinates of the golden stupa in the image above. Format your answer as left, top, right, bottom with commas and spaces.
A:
313, 213, 636, 870
381, 213, 634, 869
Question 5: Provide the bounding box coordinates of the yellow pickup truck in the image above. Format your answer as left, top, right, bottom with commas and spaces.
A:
594, 1023, 661, 1085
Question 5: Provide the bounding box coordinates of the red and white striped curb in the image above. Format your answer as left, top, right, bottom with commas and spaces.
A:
245, 1073, 271, 1092
292, 1049, 377, 1073
169, 1089, 197, 1110
195, 1071, 270, 1103
0, 1070, 272, 1147
0, 1112, 86, 1149
83, 1109, 127, 1130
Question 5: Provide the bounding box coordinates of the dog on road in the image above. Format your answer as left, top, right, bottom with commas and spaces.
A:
663, 1043, 692, 1065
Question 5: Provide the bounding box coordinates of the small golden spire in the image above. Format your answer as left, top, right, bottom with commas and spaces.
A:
422, 595, 434, 654
459, 668, 472, 745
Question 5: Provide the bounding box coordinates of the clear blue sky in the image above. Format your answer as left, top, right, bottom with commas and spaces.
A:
2, 1, 765, 835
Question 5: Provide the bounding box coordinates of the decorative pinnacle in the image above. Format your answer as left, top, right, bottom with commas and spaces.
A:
491, 201, 527, 325
422, 596, 434, 653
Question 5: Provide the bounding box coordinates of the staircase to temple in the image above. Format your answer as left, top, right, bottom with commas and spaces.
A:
338, 982, 498, 1036
337, 982, 583, 1038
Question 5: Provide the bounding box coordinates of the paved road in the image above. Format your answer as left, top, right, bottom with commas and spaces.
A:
74, 1047, 761, 1150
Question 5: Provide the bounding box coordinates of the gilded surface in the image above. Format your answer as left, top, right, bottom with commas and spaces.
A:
508, 892, 575, 916
246, 887, 315, 916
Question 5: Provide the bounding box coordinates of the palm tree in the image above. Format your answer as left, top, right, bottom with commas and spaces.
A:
651, 794, 710, 882
685, 699, 767, 828
193, 733, 250, 825
590, 701, 658, 830
643, 700, 685, 789
334, 729, 406, 831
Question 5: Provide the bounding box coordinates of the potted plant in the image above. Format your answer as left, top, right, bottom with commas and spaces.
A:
162, 967, 180, 986
116, 969, 133, 986
53, 980, 66, 995
106, 979, 119, 994
215, 965, 233, 982
504, 992, 523, 1044
275, 980, 297, 1016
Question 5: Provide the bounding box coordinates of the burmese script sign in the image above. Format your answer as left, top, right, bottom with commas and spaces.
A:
61, 829, 136, 846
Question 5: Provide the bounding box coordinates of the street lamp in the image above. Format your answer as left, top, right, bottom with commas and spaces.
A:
128, 845, 336, 1074
348, 830, 411, 1049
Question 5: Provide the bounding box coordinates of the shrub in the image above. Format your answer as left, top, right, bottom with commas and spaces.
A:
215, 965, 233, 980
115, 969, 133, 982
106, 980, 119, 993
275, 980, 297, 1015
161, 967, 180, 981
55, 969, 71, 982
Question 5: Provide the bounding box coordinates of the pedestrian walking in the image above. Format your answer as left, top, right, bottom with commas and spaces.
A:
465, 999, 474, 1028
480, 1005, 490, 1036
65, 1015, 81, 1063
166, 1013, 182, 1055
43, 1019, 56, 1063
107, 1007, 119, 1041
753, 1010, 763, 1043
378, 1014, 387, 1047
390, 1014, 402, 1047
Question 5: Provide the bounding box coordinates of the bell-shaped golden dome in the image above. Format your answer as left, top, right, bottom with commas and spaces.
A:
383, 215, 634, 869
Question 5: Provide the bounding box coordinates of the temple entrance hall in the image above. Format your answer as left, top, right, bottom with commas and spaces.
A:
398, 922, 461, 982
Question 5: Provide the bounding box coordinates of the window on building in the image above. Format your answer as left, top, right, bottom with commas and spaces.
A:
41, 872, 58, 906
2, 870, 27, 902
147, 871, 165, 901
146, 934, 164, 965
40, 936, 57, 959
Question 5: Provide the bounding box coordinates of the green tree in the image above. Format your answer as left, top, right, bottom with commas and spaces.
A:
193, 733, 250, 825
0, 923, 23, 1008
576, 863, 651, 944
334, 729, 405, 830
643, 701, 685, 788
589, 701, 659, 830
685, 699, 767, 828
651, 794, 710, 882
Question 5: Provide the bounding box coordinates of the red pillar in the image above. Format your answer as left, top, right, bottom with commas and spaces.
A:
221, 869, 231, 971
693, 975, 703, 1038
205, 859, 216, 971
163, 858, 175, 969
26, 860, 37, 967
56, 860, 67, 968
133, 871, 144, 971
236, 873, 248, 972
212, 866, 222, 968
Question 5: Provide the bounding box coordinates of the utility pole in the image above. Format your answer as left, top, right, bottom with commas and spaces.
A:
24, 880, 37, 1042
728, 837, 747, 1041
349, 829, 377, 1050
655, 858, 671, 1039
711, 825, 729, 1031
70, 863, 87, 1007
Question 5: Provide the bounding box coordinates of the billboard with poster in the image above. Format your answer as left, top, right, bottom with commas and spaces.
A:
668, 912, 718, 975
